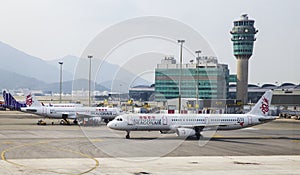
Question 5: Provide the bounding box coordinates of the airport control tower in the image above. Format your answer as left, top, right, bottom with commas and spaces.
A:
230, 14, 258, 104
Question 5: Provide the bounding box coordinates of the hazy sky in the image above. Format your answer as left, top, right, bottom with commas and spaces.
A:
0, 0, 299, 85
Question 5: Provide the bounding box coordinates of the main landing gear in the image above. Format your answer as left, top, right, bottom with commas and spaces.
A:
195, 127, 204, 140
195, 132, 201, 140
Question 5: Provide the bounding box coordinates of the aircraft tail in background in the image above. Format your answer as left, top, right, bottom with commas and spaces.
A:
2, 90, 26, 110
248, 90, 273, 116
24, 92, 43, 107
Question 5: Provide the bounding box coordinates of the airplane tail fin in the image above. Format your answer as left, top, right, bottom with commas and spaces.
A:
25, 92, 42, 107
248, 90, 273, 116
3, 90, 26, 110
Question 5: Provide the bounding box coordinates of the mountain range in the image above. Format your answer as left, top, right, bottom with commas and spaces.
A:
0, 41, 150, 92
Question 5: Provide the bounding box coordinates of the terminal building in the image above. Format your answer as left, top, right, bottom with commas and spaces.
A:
155, 56, 230, 102
129, 85, 155, 101
228, 83, 300, 104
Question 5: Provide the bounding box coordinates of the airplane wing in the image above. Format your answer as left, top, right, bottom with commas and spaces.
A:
175, 123, 222, 128
172, 123, 236, 130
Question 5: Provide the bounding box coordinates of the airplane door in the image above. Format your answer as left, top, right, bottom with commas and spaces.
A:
127, 115, 133, 125
248, 116, 252, 125
42, 107, 47, 115
162, 115, 167, 125
205, 117, 209, 125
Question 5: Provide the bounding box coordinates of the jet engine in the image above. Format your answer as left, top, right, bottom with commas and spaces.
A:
176, 128, 195, 137
160, 130, 176, 134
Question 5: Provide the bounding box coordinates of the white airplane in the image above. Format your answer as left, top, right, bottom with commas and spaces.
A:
20, 93, 122, 124
44, 103, 83, 107
75, 107, 122, 124
107, 90, 275, 139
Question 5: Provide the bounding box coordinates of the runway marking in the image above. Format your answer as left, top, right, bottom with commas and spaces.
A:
212, 136, 275, 139
1, 141, 99, 175
292, 140, 300, 143
212, 134, 223, 138
1, 142, 46, 162
90, 139, 103, 142
44, 145, 99, 175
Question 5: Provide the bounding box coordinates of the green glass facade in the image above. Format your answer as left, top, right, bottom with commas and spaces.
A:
155, 65, 230, 101
229, 74, 237, 82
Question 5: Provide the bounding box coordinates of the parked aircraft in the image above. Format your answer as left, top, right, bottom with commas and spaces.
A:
21, 93, 121, 124
44, 103, 83, 107
107, 90, 275, 139
2, 90, 83, 110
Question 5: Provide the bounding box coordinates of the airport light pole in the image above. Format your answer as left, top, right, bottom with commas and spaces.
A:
195, 50, 201, 113
58, 61, 63, 103
88, 55, 93, 107
178, 40, 185, 113
119, 83, 122, 107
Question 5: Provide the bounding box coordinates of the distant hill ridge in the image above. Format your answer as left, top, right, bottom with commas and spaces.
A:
0, 41, 150, 92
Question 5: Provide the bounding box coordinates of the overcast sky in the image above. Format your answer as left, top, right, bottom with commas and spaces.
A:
0, 0, 299, 85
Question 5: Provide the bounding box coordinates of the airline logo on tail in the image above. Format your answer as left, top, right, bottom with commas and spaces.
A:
260, 97, 269, 114
26, 94, 33, 107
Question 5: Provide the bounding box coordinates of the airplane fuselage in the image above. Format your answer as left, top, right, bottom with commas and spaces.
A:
21, 106, 120, 120
107, 113, 267, 132
108, 90, 274, 139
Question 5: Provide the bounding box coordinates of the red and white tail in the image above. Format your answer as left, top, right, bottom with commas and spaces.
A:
25, 93, 42, 107
248, 90, 273, 116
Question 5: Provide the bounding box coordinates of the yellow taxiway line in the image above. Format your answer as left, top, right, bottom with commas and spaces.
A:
1, 141, 99, 175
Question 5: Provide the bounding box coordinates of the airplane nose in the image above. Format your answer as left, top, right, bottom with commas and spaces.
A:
107, 121, 118, 129
107, 121, 113, 128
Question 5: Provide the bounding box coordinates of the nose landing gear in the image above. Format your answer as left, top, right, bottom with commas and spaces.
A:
126, 131, 130, 139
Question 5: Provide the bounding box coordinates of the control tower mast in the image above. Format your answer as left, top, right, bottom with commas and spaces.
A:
230, 14, 258, 104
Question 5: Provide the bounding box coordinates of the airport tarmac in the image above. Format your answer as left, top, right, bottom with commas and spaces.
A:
0, 111, 300, 174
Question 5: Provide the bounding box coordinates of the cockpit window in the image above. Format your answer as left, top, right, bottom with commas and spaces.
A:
116, 118, 123, 121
